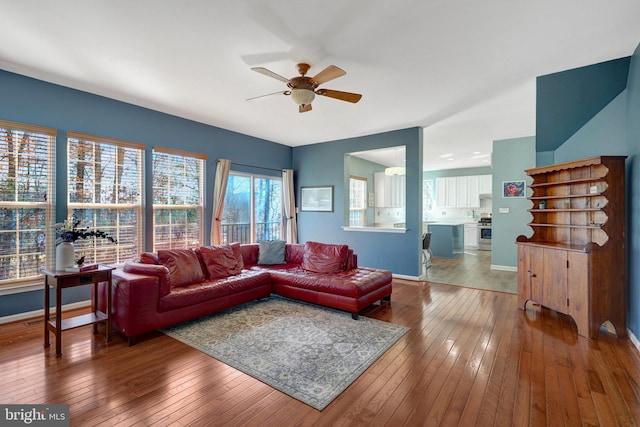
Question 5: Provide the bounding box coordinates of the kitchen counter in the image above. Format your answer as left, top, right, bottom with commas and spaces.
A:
427, 223, 464, 258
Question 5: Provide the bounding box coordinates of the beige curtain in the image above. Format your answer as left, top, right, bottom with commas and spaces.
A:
211, 159, 231, 245
282, 169, 298, 243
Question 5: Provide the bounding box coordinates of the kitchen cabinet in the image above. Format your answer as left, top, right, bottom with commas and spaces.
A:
479, 174, 492, 195
435, 175, 488, 208
516, 156, 626, 339
435, 177, 458, 207
465, 175, 480, 207
375, 172, 405, 207
464, 223, 478, 248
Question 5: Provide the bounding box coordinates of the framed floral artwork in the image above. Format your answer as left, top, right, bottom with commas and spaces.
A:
502, 180, 525, 198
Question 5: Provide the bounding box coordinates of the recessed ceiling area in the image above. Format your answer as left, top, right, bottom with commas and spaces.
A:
1, 1, 639, 171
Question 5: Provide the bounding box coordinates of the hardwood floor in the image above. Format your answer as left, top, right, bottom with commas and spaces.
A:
1, 279, 639, 426
424, 249, 518, 294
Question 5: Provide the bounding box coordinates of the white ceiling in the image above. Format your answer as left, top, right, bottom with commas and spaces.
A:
2, 1, 640, 171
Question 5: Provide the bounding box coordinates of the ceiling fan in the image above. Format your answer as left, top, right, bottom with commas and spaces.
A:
249, 63, 362, 113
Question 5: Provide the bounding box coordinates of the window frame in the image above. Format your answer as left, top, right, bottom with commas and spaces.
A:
66, 132, 145, 265
152, 146, 207, 251
0, 120, 56, 290
349, 175, 368, 227
221, 171, 283, 244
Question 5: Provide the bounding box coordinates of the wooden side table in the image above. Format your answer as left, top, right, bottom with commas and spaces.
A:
42, 265, 115, 357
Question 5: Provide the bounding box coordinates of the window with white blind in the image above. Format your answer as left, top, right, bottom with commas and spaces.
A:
0, 120, 56, 285
349, 176, 367, 226
67, 132, 144, 265
152, 147, 206, 250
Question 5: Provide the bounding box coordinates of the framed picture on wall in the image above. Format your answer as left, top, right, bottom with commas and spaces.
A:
502, 180, 525, 198
300, 186, 334, 212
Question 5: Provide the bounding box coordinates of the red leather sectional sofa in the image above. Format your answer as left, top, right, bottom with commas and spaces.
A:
107, 241, 392, 344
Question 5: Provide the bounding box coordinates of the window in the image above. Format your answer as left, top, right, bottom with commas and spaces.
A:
67, 132, 144, 265
153, 147, 206, 250
0, 120, 55, 285
221, 173, 282, 244
349, 176, 367, 226
423, 179, 433, 219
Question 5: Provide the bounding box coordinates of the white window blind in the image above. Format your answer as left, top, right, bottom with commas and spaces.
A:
67, 132, 144, 265
152, 147, 206, 250
0, 120, 56, 285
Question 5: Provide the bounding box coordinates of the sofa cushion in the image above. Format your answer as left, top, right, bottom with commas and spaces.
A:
285, 244, 305, 264
197, 244, 242, 279
266, 266, 392, 298
302, 241, 349, 274
158, 249, 205, 287
258, 240, 286, 265
158, 270, 272, 312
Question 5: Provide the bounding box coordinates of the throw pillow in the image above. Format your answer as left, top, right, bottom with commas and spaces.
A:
139, 252, 159, 265
302, 241, 349, 274
258, 239, 286, 265
228, 242, 244, 270
158, 249, 205, 287
197, 245, 242, 279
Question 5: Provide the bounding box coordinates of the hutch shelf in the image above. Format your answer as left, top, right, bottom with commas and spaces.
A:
516, 156, 627, 339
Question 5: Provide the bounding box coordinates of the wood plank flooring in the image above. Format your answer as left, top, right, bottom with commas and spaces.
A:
1, 279, 639, 426
424, 249, 518, 294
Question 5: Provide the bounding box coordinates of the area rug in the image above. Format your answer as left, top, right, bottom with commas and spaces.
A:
161, 296, 408, 410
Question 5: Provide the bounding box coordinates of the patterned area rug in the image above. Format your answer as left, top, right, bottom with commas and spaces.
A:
162, 296, 408, 410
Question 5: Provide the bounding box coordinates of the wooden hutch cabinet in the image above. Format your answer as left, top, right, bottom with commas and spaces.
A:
516, 156, 627, 339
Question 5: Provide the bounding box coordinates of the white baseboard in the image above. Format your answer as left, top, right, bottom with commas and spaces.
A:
392, 273, 421, 282
0, 300, 91, 325
491, 264, 517, 272
629, 329, 640, 353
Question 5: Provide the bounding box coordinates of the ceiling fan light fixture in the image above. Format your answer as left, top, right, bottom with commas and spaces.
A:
291, 88, 315, 106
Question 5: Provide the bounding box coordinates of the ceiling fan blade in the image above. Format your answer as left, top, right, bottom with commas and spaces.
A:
312, 65, 346, 85
251, 67, 290, 83
246, 91, 288, 101
299, 104, 312, 113
316, 89, 362, 103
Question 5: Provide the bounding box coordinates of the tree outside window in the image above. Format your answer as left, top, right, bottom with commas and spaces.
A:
222, 173, 282, 243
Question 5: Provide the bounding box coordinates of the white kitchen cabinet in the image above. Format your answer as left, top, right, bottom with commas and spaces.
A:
464, 223, 478, 248
445, 177, 458, 207
455, 176, 468, 208
479, 174, 492, 195
436, 175, 485, 207
435, 177, 447, 207
465, 175, 480, 208
374, 172, 405, 207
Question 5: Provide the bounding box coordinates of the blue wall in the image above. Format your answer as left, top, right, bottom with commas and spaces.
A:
555, 90, 628, 162
626, 44, 640, 337
0, 69, 291, 317
293, 127, 423, 277
492, 137, 536, 269
536, 56, 630, 152
541, 45, 640, 339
